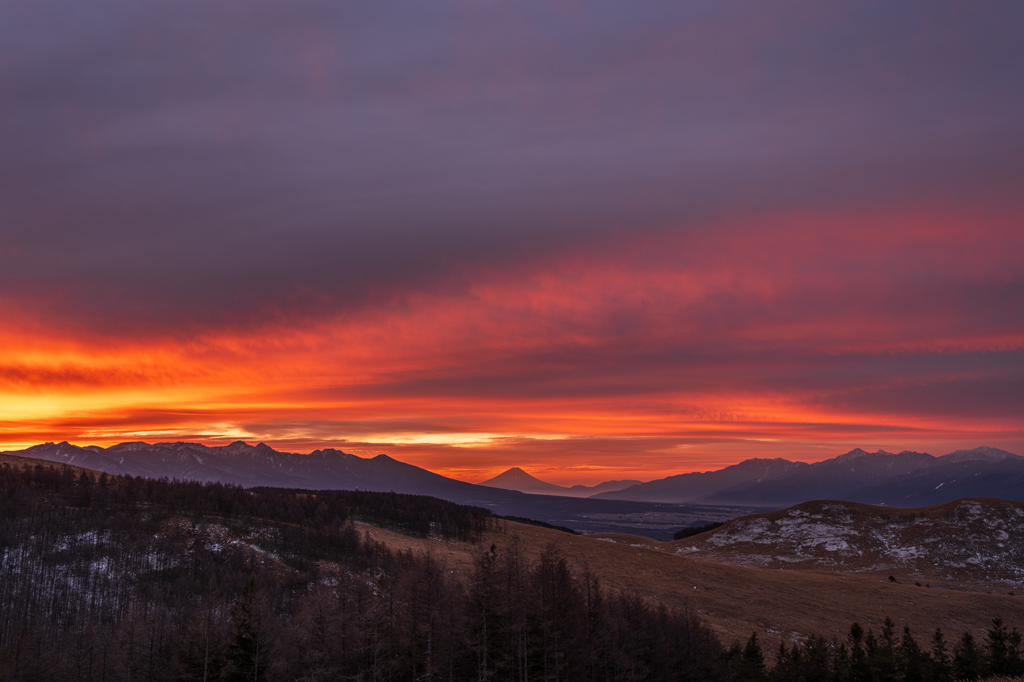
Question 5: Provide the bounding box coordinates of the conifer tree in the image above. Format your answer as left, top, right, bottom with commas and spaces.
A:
985, 617, 1010, 676
768, 640, 790, 682
733, 632, 767, 682
897, 624, 926, 682
802, 635, 832, 682
832, 640, 851, 682
1008, 625, 1024, 676
930, 628, 951, 682
952, 631, 983, 682
849, 622, 872, 682
870, 618, 899, 682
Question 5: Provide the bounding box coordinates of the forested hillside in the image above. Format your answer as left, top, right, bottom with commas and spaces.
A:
0, 463, 727, 681
4, 462, 1020, 681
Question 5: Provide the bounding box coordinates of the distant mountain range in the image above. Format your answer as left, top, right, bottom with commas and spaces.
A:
594, 446, 1024, 507
479, 467, 640, 497
7, 440, 513, 502
0, 441, 750, 539
4, 441, 1023, 524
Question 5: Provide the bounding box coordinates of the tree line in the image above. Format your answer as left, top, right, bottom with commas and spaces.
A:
727, 616, 1023, 682
0, 462, 728, 681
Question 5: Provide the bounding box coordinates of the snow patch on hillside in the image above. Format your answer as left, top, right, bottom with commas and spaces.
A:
675, 499, 1024, 586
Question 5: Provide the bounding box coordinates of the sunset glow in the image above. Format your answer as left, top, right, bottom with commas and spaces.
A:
2, 1, 1022, 484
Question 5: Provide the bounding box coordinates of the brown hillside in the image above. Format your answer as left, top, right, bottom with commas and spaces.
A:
358, 512, 1024, 654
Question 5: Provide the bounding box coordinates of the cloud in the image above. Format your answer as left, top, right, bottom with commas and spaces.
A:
1, 0, 1023, 473
2, 0, 1023, 331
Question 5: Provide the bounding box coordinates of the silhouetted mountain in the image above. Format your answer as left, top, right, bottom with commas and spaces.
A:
480, 467, 570, 495
592, 458, 806, 503
701, 448, 1024, 507
9, 440, 504, 500
480, 467, 641, 497
939, 446, 1022, 463
3, 441, 753, 539
700, 449, 941, 506
10, 441, 1020, 532
594, 446, 1023, 508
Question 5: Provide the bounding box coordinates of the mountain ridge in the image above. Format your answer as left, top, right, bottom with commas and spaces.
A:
592, 456, 808, 503
593, 446, 1022, 505
5, 442, 1022, 528
2, 441, 752, 539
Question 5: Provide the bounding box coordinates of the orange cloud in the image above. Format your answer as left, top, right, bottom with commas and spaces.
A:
2, 205, 1022, 484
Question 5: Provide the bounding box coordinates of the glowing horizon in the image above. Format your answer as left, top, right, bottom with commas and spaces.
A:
2, 2, 1022, 486
4, 204, 1021, 485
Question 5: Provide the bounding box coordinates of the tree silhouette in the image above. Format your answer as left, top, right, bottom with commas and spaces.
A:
228, 578, 273, 682
952, 631, 983, 682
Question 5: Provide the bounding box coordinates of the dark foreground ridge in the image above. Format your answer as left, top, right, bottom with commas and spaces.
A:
0, 462, 727, 681
2, 461, 1021, 681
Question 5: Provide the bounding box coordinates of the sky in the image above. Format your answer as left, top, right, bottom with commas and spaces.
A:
1, 0, 1022, 485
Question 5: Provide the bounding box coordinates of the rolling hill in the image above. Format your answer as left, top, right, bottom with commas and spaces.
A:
670, 497, 1024, 586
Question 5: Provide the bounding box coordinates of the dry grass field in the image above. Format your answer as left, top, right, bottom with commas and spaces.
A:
358, 512, 1024, 653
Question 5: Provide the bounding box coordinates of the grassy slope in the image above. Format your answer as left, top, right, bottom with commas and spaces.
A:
359, 517, 1024, 653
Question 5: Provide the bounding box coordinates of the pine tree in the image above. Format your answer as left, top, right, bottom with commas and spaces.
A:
952, 631, 983, 682
832, 640, 851, 682
930, 628, 951, 682
871, 618, 899, 682
735, 632, 767, 682
1008, 625, 1024, 676
802, 635, 832, 682
985, 617, 1010, 676
896, 624, 925, 682
768, 640, 790, 682
849, 622, 872, 682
